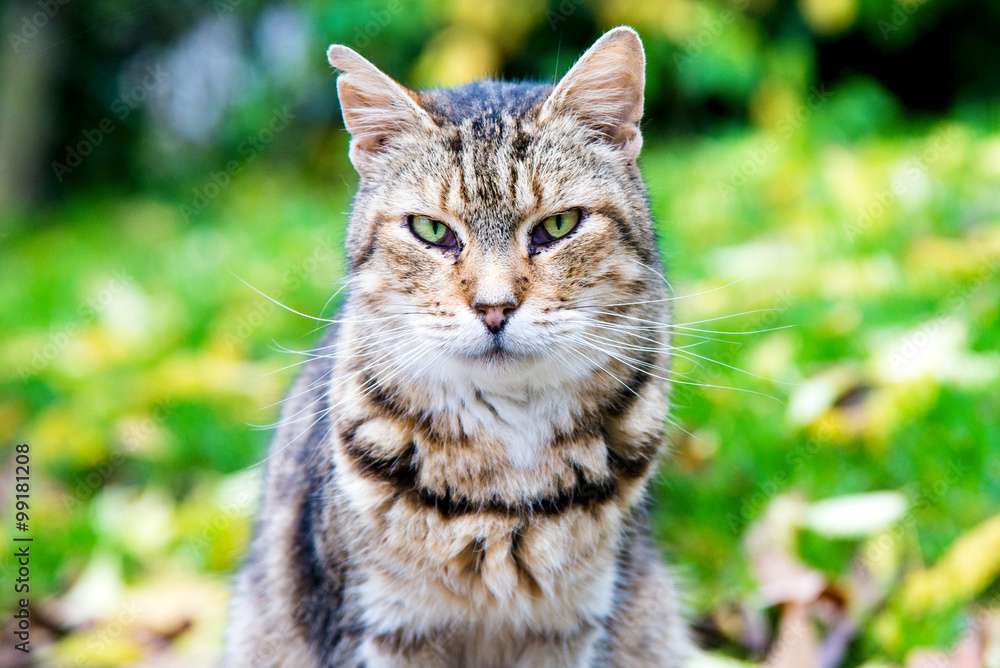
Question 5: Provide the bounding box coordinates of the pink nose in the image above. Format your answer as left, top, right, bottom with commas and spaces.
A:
475, 302, 517, 334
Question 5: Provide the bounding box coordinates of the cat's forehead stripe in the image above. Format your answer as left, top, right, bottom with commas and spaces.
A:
417, 80, 553, 127
410, 81, 555, 247
445, 115, 534, 248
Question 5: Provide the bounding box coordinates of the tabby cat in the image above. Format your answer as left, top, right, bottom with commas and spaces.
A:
224, 26, 691, 667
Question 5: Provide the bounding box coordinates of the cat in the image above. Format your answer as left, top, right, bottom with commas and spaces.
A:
224, 26, 691, 668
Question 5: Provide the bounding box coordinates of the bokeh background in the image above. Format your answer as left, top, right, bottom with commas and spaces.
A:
2, 0, 999, 666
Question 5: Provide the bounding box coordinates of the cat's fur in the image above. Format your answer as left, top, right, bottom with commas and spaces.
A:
224, 27, 690, 667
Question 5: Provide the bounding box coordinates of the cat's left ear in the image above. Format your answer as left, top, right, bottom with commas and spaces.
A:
541, 26, 645, 159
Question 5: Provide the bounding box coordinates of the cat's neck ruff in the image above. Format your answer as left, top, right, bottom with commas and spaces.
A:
357, 345, 608, 470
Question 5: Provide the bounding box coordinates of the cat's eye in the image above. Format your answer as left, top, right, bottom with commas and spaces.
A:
531, 209, 581, 247
409, 215, 458, 248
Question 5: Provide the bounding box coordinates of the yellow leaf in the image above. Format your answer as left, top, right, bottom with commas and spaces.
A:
49, 626, 145, 667
901, 513, 1000, 614
798, 0, 857, 35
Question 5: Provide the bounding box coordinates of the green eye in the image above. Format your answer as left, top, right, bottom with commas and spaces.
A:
410, 216, 456, 247
533, 209, 581, 245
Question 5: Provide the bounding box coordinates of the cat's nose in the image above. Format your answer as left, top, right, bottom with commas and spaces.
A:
474, 302, 518, 334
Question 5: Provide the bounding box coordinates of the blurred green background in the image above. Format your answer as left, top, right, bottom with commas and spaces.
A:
1, 0, 999, 666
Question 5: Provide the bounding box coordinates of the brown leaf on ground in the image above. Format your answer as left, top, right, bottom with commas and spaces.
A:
746, 495, 827, 607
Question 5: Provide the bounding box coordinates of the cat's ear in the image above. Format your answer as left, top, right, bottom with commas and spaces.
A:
542, 27, 645, 158
327, 45, 436, 172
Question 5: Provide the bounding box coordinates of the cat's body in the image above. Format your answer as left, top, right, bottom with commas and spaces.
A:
225, 28, 690, 667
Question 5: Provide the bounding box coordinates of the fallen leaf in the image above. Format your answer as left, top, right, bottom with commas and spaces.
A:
766, 602, 819, 668
45, 553, 124, 627
803, 491, 908, 539
901, 513, 1000, 614
746, 495, 827, 606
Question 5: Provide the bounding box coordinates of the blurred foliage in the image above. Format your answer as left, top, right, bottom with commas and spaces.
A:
1, 0, 1000, 666
3, 0, 1000, 205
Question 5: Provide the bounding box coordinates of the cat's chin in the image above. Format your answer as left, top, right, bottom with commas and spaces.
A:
449, 341, 588, 386
453, 352, 559, 391
463, 343, 523, 367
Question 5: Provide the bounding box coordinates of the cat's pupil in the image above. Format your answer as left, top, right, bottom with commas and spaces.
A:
432, 221, 440, 235
553, 216, 563, 230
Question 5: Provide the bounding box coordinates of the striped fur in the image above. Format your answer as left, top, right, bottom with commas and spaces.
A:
224, 27, 691, 667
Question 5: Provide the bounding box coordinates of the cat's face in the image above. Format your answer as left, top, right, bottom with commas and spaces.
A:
330, 29, 664, 388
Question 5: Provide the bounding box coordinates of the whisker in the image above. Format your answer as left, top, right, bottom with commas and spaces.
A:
253, 330, 414, 382
583, 307, 783, 330
258, 335, 419, 415
258, 336, 439, 438
247, 399, 331, 468
580, 328, 718, 356
631, 258, 677, 298
230, 272, 337, 323
563, 339, 703, 444
586, 320, 738, 347
318, 276, 354, 319
271, 325, 413, 359
669, 347, 796, 386
567, 334, 784, 405
570, 277, 747, 309
671, 324, 795, 336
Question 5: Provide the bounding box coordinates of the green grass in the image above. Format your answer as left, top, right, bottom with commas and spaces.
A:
2, 118, 999, 665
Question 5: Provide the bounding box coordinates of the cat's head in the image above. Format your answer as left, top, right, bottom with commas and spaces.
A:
328, 28, 666, 389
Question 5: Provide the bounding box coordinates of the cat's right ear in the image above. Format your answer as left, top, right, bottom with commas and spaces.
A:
327, 45, 436, 173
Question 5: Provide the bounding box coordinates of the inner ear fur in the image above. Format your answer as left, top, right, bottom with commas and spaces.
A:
327, 44, 437, 171
541, 27, 646, 158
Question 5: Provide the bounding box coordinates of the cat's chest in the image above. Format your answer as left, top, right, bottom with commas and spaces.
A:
452, 387, 569, 469
400, 382, 617, 510
332, 376, 631, 653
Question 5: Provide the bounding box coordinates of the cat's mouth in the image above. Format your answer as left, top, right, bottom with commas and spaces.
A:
485, 335, 510, 355
469, 334, 517, 364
